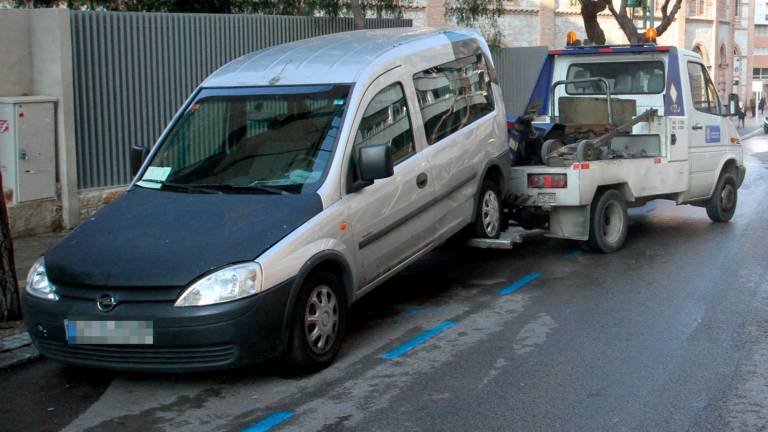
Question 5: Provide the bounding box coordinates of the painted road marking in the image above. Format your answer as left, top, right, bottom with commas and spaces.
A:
242, 411, 294, 432
381, 320, 457, 360
566, 250, 581, 257
498, 272, 540, 295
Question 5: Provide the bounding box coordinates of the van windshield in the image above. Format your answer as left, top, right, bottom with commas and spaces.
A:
565, 61, 665, 95
138, 85, 350, 194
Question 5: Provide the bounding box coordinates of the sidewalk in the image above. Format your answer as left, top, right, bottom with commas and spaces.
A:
738, 113, 764, 142
1, 230, 69, 370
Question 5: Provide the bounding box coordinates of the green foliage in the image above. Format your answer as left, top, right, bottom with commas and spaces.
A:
12, 0, 403, 17
444, 0, 504, 46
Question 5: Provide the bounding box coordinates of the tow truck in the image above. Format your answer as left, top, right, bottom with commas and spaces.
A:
480, 31, 745, 253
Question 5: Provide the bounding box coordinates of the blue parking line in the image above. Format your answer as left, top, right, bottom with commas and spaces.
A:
566, 250, 581, 257
498, 272, 540, 295
242, 411, 294, 432
381, 320, 457, 360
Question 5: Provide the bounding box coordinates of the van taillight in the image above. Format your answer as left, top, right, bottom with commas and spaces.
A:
528, 174, 567, 188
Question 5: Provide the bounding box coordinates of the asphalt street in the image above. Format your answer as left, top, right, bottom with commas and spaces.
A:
3, 132, 768, 432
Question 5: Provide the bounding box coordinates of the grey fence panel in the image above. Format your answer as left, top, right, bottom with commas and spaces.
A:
71, 12, 411, 189
491, 46, 549, 117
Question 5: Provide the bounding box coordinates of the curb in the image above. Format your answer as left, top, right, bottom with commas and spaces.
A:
0, 331, 41, 372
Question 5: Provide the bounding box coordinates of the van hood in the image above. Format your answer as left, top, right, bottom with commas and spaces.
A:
44, 187, 324, 287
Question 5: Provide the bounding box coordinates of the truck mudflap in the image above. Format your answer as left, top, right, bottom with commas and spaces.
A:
547, 206, 590, 241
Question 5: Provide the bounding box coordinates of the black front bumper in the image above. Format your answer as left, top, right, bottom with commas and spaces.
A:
21, 278, 294, 372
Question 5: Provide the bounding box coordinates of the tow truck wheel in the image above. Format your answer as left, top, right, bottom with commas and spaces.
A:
576, 140, 596, 162
588, 189, 628, 253
706, 172, 737, 223
474, 180, 502, 239
288, 270, 346, 371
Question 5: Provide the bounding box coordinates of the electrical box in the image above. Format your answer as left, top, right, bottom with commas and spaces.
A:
0, 96, 57, 206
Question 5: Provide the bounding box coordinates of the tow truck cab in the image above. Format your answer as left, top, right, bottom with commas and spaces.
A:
505, 44, 745, 252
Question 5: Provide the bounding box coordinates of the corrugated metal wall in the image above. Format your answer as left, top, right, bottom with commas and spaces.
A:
70, 12, 412, 189
491, 46, 549, 117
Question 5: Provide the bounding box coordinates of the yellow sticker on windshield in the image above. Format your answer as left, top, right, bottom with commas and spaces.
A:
137, 167, 172, 189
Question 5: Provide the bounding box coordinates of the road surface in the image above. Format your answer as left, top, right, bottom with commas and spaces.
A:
3, 133, 768, 432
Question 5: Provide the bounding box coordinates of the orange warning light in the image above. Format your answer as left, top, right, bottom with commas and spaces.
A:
566, 31, 578, 46
340, 222, 348, 231
644, 28, 657, 43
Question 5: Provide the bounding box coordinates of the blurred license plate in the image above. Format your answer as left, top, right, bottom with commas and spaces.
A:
537, 193, 556, 205
64, 320, 153, 345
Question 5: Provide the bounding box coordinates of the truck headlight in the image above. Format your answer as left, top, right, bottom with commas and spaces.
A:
26, 257, 59, 301
175, 262, 263, 307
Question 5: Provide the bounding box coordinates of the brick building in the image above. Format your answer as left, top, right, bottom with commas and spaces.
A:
403, 0, 754, 103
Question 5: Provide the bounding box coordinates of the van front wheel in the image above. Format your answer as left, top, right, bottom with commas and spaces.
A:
288, 270, 346, 371
588, 189, 628, 253
706, 172, 737, 223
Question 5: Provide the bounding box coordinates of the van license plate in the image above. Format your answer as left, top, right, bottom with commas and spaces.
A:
537, 193, 556, 205
64, 320, 154, 345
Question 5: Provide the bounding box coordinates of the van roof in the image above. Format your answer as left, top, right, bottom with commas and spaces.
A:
204, 27, 478, 87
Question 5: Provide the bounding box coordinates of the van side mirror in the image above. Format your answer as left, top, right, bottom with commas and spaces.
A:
728, 93, 740, 117
130, 144, 149, 176
351, 144, 393, 192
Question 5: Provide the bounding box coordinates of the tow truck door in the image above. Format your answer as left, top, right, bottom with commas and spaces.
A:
684, 59, 726, 198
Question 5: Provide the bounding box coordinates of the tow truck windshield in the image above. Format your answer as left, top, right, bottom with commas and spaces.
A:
138, 84, 350, 194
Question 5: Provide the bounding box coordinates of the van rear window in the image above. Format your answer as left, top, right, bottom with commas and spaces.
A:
565, 61, 665, 95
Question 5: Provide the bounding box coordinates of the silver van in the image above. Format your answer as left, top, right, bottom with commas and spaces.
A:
23, 28, 510, 371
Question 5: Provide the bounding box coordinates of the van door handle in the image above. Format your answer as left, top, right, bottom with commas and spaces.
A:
416, 173, 428, 189
691, 123, 703, 130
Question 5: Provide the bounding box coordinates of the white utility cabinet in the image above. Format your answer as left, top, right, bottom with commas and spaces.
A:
0, 96, 57, 206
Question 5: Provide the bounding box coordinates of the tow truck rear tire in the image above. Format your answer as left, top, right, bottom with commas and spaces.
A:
706, 172, 737, 223
588, 189, 628, 253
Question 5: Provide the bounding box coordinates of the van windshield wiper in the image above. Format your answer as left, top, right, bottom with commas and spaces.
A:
187, 183, 288, 195
136, 179, 219, 194
137, 179, 287, 195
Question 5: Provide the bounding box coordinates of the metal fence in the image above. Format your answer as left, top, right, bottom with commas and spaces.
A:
491, 46, 549, 118
70, 11, 412, 189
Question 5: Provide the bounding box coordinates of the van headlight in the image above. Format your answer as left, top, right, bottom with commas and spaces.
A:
175, 262, 263, 307
26, 257, 59, 301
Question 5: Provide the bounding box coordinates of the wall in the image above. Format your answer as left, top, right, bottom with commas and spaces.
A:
0, 9, 78, 237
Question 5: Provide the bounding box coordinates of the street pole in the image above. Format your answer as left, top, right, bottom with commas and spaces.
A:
649, 0, 655, 28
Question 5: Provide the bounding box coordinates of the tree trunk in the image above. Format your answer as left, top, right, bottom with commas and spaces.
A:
580, 0, 607, 45
0, 171, 20, 321
351, 0, 364, 30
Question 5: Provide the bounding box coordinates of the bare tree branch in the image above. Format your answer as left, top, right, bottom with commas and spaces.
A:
655, 0, 682, 36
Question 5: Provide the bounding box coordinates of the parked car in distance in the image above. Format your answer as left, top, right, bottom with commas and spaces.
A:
763, 115, 768, 133
22, 28, 511, 372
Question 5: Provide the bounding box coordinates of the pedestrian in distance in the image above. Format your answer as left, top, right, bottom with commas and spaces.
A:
738, 102, 746, 128
760, 97, 765, 114
750, 96, 756, 118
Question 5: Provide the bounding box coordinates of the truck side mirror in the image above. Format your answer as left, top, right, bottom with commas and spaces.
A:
130, 144, 149, 176
728, 93, 740, 117
350, 143, 393, 192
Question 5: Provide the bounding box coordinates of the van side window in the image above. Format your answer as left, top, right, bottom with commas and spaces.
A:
687, 62, 721, 115
353, 82, 415, 164
413, 54, 495, 145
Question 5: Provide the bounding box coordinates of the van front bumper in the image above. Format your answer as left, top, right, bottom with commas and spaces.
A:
21, 278, 294, 373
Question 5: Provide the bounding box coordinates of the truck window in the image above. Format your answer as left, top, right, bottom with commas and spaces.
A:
565, 61, 665, 95
412, 54, 495, 145
687, 62, 721, 115
353, 82, 415, 165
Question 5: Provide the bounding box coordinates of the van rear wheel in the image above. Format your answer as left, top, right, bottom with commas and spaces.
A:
474, 180, 502, 239
288, 270, 346, 371
588, 189, 628, 253
706, 172, 737, 223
